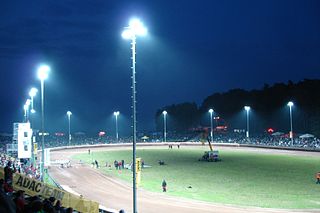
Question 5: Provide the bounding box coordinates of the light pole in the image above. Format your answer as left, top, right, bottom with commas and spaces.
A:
208, 109, 214, 142
244, 106, 250, 138
162, 111, 167, 142
29, 87, 38, 167
23, 103, 28, 122
122, 18, 147, 213
113, 111, 120, 142
287, 101, 294, 146
67, 111, 72, 146
37, 64, 50, 182
29, 88, 38, 114
23, 99, 31, 122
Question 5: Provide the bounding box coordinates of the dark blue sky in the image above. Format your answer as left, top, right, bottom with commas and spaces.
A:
1, 0, 320, 135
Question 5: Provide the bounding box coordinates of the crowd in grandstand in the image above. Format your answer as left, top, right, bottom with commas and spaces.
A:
0, 153, 74, 212
212, 133, 320, 149
0, 154, 40, 180
1, 131, 320, 150
0, 181, 74, 213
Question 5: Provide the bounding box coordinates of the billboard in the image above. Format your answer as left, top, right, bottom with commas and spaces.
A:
14, 122, 32, 159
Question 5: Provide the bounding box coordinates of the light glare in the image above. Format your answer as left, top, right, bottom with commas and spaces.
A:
67, 111, 72, 116
122, 29, 134, 39
287, 101, 294, 107
208, 109, 214, 113
29, 87, 38, 97
37, 65, 50, 80
244, 106, 251, 111
25, 99, 31, 106
122, 18, 147, 39
162, 110, 167, 115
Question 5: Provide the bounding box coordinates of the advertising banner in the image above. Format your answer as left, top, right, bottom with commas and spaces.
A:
136, 158, 141, 187
0, 168, 99, 213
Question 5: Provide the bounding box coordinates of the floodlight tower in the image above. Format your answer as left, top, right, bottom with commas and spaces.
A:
122, 18, 147, 213
113, 111, 120, 142
162, 111, 167, 142
29, 88, 38, 114
244, 106, 251, 138
29, 87, 38, 167
208, 109, 214, 142
23, 99, 31, 122
67, 111, 72, 146
23, 104, 28, 122
37, 64, 50, 182
287, 101, 294, 146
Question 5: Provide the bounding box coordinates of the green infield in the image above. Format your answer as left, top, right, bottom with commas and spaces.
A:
72, 147, 320, 209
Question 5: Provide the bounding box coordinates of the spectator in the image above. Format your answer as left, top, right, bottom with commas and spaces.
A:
162, 179, 167, 192
4, 161, 16, 184
15, 190, 25, 213
54, 200, 63, 212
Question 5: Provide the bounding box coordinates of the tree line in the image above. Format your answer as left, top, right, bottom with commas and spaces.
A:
155, 79, 320, 137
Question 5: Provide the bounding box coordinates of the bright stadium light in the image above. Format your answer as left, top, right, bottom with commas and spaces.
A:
67, 111, 72, 146
37, 64, 50, 182
24, 99, 31, 122
23, 104, 28, 122
208, 109, 214, 142
244, 106, 251, 138
287, 101, 294, 146
122, 17, 147, 213
29, 87, 38, 114
162, 111, 167, 142
113, 111, 120, 142
28, 87, 38, 167
37, 65, 50, 81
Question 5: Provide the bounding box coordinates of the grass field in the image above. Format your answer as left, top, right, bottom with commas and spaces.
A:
72, 147, 320, 209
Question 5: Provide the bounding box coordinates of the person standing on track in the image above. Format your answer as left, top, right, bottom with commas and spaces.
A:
162, 179, 167, 192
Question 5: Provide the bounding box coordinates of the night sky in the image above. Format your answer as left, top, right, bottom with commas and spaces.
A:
1, 0, 320, 135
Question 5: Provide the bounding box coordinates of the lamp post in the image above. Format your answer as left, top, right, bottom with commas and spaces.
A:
122, 18, 147, 213
23, 103, 28, 122
23, 99, 31, 122
113, 111, 120, 142
37, 64, 50, 182
244, 106, 250, 138
29, 88, 38, 114
287, 101, 294, 146
208, 109, 214, 142
162, 111, 167, 142
29, 88, 37, 167
67, 111, 72, 146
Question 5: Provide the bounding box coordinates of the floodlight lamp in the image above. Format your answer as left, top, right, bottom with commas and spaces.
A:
25, 99, 31, 106
31, 109, 36, 114
122, 29, 134, 39
162, 110, 167, 115
244, 106, 251, 111
287, 101, 294, 107
114, 111, 120, 116
37, 65, 50, 80
29, 88, 38, 97
208, 109, 214, 114
67, 111, 72, 116
129, 18, 147, 36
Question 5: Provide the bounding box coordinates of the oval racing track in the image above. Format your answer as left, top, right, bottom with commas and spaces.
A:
48, 144, 320, 213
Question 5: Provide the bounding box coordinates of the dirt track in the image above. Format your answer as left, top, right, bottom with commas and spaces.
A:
48, 145, 320, 213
